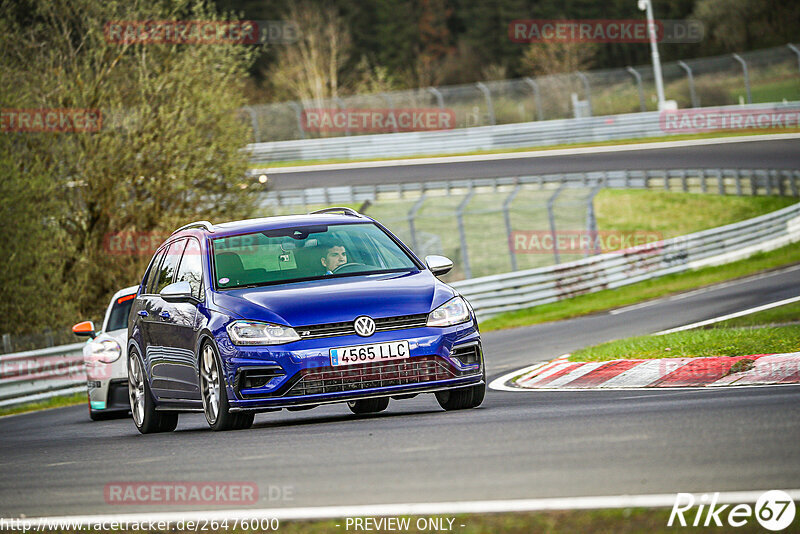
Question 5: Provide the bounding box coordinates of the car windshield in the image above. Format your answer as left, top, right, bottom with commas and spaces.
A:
106, 294, 135, 331
211, 222, 418, 289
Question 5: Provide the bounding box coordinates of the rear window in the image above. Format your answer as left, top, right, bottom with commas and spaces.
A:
212, 222, 418, 289
106, 294, 135, 332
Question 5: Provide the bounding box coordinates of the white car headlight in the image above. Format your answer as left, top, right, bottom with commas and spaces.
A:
227, 320, 301, 345
88, 338, 121, 364
427, 296, 470, 327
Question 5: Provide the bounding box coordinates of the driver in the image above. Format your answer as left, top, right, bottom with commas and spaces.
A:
320, 241, 347, 274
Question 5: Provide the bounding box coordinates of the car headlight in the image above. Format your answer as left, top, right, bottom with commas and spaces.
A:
88, 339, 121, 364
427, 296, 470, 327
227, 320, 301, 345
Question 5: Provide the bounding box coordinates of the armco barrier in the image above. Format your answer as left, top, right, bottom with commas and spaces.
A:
256, 168, 800, 208
452, 201, 800, 317
246, 102, 800, 163
0, 342, 85, 408
3, 201, 799, 407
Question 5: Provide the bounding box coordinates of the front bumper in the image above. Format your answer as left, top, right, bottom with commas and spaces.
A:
217, 321, 483, 412
86, 354, 129, 412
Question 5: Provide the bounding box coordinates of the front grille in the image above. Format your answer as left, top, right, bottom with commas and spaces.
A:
286, 356, 458, 396
296, 314, 428, 339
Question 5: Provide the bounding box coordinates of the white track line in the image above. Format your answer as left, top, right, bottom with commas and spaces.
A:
12, 490, 800, 526
255, 133, 800, 174
12, 388, 796, 524
653, 295, 800, 336
489, 362, 551, 392
609, 264, 800, 315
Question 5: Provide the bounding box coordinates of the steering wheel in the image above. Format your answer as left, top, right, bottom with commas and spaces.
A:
332, 262, 367, 274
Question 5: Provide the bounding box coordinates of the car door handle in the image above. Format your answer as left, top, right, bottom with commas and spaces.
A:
159, 311, 170, 319
138, 310, 148, 317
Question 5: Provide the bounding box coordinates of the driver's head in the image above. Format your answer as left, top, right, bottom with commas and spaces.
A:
320, 243, 347, 271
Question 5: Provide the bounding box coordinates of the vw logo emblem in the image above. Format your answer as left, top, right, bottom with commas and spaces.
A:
354, 316, 376, 337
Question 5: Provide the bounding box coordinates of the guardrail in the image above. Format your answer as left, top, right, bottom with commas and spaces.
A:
257, 168, 800, 207
451, 201, 800, 317
246, 101, 800, 163
0, 342, 85, 408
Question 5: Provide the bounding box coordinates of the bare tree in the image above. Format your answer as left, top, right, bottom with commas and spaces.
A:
268, 1, 351, 104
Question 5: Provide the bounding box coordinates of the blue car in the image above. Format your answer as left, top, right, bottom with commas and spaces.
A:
127, 208, 485, 432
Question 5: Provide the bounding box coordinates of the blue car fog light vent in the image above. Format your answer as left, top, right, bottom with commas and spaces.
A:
236, 366, 285, 391
451, 342, 482, 366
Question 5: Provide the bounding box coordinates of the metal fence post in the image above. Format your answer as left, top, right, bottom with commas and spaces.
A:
677, 61, 699, 108
2, 333, 11, 354
732, 54, 752, 104
774, 170, 785, 196
288, 102, 306, 140
336, 97, 351, 136
523, 77, 544, 121
243, 106, 260, 143
717, 169, 725, 195
735, 169, 743, 196
788, 44, 800, 74
428, 87, 444, 109
547, 183, 566, 265
701, 169, 708, 193
407, 194, 427, 252
626, 67, 646, 112
475, 82, 496, 126
503, 183, 522, 271
381, 92, 399, 133
577, 72, 593, 116
456, 188, 475, 278
585, 179, 604, 256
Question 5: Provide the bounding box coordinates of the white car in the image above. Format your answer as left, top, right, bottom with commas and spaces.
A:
72, 285, 138, 421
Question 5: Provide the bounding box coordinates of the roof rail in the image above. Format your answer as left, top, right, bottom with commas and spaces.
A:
308, 207, 361, 217
172, 221, 214, 235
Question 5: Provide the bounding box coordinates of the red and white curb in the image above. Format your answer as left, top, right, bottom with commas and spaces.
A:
490, 352, 800, 392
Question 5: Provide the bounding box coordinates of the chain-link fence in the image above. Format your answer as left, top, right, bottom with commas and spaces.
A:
246, 44, 800, 142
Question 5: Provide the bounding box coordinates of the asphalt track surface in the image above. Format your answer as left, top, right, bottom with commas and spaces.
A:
1, 266, 798, 518
264, 137, 800, 190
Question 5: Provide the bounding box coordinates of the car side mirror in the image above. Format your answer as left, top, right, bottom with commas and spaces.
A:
160, 281, 197, 303
425, 255, 453, 276
72, 320, 96, 339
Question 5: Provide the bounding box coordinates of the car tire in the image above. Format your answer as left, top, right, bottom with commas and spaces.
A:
128, 349, 179, 434
435, 382, 486, 411
347, 397, 390, 414
200, 341, 248, 431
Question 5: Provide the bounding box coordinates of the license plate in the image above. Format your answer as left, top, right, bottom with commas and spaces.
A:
330, 340, 410, 367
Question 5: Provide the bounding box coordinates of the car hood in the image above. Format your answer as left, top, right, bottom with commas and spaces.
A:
211, 270, 456, 326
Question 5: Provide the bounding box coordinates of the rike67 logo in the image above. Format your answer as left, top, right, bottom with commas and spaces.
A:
669, 491, 796, 530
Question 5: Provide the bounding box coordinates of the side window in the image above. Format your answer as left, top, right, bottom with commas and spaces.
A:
175, 238, 203, 300
145, 248, 167, 294
155, 240, 187, 294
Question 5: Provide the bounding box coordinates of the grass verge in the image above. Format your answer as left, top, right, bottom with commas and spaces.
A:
570, 325, 800, 362
0, 391, 84, 418
479, 242, 800, 332
251, 129, 800, 169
